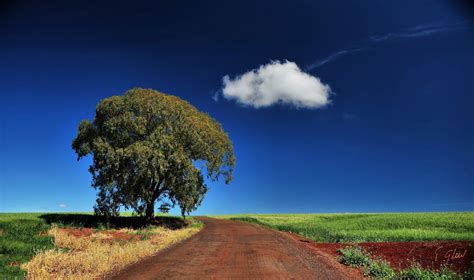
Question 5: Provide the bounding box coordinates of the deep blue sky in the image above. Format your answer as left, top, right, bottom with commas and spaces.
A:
1, 0, 473, 214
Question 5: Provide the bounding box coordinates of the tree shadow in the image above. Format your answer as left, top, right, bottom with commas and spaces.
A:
39, 214, 187, 230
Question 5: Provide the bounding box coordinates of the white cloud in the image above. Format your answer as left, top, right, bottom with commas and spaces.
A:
221, 61, 332, 109
59, 203, 67, 208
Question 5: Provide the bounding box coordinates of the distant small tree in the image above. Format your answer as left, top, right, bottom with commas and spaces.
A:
158, 202, 171, 214
72, 88, 235, 222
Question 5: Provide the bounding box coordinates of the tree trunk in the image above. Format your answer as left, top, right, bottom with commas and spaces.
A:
145, 201, 155, 223
145, 179, 162, 224
181, 209, 186, 222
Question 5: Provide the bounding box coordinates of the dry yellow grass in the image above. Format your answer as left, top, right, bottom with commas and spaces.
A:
22, 224, 201, 279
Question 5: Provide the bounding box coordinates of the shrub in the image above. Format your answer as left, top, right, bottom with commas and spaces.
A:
364, 259, 396, 279
396, 264, 459, 280
462, 262, 474, 280
337, 246, 371, 267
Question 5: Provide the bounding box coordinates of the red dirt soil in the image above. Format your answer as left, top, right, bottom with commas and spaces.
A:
292, 236, 474, 274
58, 228, 140, 241
59, 227, 94, 238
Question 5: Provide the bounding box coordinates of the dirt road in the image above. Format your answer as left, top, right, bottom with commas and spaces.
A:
110, 217, 361, 280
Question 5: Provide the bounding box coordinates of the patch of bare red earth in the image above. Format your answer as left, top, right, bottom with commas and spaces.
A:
58, 228, 140, 241
290, 232, 474, 274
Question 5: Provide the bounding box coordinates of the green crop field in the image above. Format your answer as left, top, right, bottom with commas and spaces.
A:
217, 212, 474, 243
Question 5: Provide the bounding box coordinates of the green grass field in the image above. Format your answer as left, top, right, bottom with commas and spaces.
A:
218, 212, 474, 242
0, 213, 54, 278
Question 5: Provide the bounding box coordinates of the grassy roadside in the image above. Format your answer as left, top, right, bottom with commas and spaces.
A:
216, 212, 474, 242
23, 220, 202, 279
338, 246, 473, 279
0, 213, 202, 279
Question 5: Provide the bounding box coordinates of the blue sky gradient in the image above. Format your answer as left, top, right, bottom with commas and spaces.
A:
0, 0, 473, 215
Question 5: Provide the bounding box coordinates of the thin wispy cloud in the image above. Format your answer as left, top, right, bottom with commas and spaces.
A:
306, 48, 365, 70
369, 21, 469, 42
306, 21, 471, 71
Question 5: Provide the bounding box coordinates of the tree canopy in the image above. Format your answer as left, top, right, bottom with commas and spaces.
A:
72, 88, 235, 221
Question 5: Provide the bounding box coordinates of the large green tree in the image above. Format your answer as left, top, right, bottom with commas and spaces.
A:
72, 88, 235, 221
